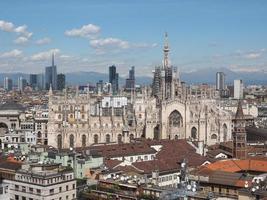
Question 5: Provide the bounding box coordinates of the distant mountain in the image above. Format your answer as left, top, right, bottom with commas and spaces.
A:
181, 67, 267, 85
0, 67, 266, 86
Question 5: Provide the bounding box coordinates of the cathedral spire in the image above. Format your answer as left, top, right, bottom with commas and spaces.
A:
235, 100, 244, 119
52, 52, 55, 66
163, 32, 170, 69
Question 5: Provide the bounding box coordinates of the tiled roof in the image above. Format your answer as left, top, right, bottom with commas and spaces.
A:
91, 142, 157, 158
205, 158, 267, 173
0, 159, 22, 171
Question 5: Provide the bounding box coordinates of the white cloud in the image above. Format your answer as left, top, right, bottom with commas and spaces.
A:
0, 20, 14, 32
14, 36, 29, 44
0, 20, 32, 44
90, 37, 130, 49
65, 24, 100, 38
30, 49, 60, 61
0, 49, 23, 58
244, 53, 261, 59
35, 37, 51, 45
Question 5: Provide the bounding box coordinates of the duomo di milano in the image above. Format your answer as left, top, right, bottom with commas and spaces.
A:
48, 34, 232, 149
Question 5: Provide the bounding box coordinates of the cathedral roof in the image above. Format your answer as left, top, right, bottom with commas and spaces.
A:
0, 101, 25, 111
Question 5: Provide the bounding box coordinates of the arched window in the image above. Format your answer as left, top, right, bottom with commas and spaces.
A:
82, 135, 86, 147
81, 114, 85, 119
191, 127, 197, 139
118, 134, 122, 143
58, 106, 61, 111
69, 134, 74, 148
174, 135, 179, 140
169, 110, 183, 127
37, 131, 42, 138
58, 114, 61, 120
57, 134, 62, 149
70, 105, 73, 112
94, 134, 98, 144
106, 134, 111, 143
81, 105, 85, 112
211, 134, 217, 140
130, 133, 134, 141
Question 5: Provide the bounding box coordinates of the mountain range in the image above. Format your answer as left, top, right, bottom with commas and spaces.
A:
0, 67, 266, 86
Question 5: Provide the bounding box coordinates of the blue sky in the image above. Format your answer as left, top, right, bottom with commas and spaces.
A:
0, 0, 267, 76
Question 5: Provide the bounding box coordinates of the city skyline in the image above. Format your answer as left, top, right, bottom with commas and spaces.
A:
0, 0, 267, 76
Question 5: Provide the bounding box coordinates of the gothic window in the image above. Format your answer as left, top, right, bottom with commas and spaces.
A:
82, 135, 86, 147
106, 134, 111, 143
37, 131, 42, 138
70, 114, 73, 119
58, 114, 61, 120
211, 134, 217, 140
130, 133, 134, 141
69, 134, 74, 148
94, 134, 98, 144
191, 127, 197, 139
118, 134, 122, 143
168, 110, 183, 127
223, 124, 228, 141
139, 114, 142, 119
57, 134, 62, 149
81, 105, 85, 112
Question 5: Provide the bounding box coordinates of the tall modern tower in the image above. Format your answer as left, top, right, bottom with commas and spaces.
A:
234, 79, 244, 99
45, 53, 57, 90
57, 73, 65, 91
125, 66, 135, 91
109, 65, 119, 95
17, 77, 27, 91
216, 72, 225, 91
4, 77, 13, 91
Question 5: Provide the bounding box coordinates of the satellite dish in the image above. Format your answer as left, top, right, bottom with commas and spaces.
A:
107, 174, 111, 179
181, 163, 186, 168
192, 187, 196, 192
187, 185, 192, 190
252, 187, 256, 192
70, 147, 73, 151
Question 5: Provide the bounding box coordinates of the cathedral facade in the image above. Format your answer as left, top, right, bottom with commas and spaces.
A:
47, 34, 233, 149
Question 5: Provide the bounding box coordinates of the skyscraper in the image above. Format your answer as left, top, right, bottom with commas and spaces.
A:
45, 53, 57, 90
125, 66, 135, 91
57, 73, 66, 91
109, 65, 119, 94
3, 77, 13, 91
37, 73, 44, 90
216, 72, 225, 91
17, 77, 27, 91
234, 79, 244, 99
29, 74, 38, 90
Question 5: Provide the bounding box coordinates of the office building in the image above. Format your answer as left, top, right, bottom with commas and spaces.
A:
57, 73, 66, 91
17, 77, 27, 91
37, 73, 44, 90
29, 74, 38, 90
3, 77, 13, 91
96, 80, 104, 94
216, 72, 225, 91
8, 163, 76, 200
109, 65, 119, 94
234, 79, 243, 99
125, 66, 135, 91
45, 53, 57, 90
